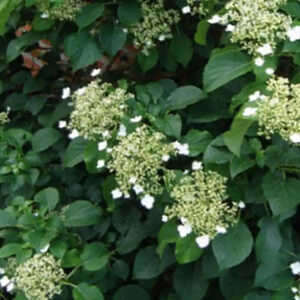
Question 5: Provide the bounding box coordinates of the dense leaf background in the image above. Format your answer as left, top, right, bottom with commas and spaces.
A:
0, 0, 300, 299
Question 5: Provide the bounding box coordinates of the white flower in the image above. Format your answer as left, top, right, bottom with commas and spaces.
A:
68, 129, 79, 139
182, 5, 191, 14
141, 194, 155, 209
192, 161, 203, 170
270, 97, 279, 106
195, 235, 210, 248
91, 68, 101, 77
254, 57, 265, 66
290, 133, 300, 144
58, 120, 67, 128
158, 34, 166, 41
162, 215, 168, 222
208, 14, 221, 24
162, 154, 170, 162
6, 282, 14, 293
173, 142, 189, 156
180, 217, 188, 224
130, 116, 142, 123
107, 147, 112, 153
0, 268, 5, 275
287, 26, 300, 42
118, 124, 127, 137
112, 188, 123, 199
291, 287, 298, 294
133, 184, 144, 194
216, 225, 227, 234
265, 68, 274, 75
40, 244, 50, 253
98, 141, 108, 151
249, 91, 261, 102
97, 160, 105, 169
76, 87, 86, 96
0, 276, 10, 287
122, 28, 128, 33
295, 296, 300, 300
177, 223, 192, 238
225, 24, 235, 32
238, 201, 246, 209
129, 177, 137, 184
290, 261, 300, 275
62, 87, 71, 99
257, 44, 273, 56
41, 12, 49, 19
243, 107, 257, 117
34, 212, 39, 217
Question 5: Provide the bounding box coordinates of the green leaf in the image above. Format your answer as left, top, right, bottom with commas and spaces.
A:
118, 0, 142, 25
62, 249, 81, 268
194, 20, 210, 45
157, 221, 179, 257
6, 32, 43, 62
64, 32, 102, 71
0, 0, 22, 35
0, 210, 17, 228
63, 137, 89, 168
73, 283, 104, 300
32, 128, 62, 152
230, 156, 256, 178
154, 114, 182, 139
175, 234, 203, 264
166, 86, 206, 111
212, 222, 253, 270
99, 23, 127, 57
81, 242, 109, 271
113, 285, 150, 300
112, 260, 130, 281
32, 15, 55, 31
0, 243, 22, 258
133, 246, 173, 279
182, 130, 213, 157
138, 49, 159, 73
76, 3, 104, 29
203, 48, 252, 92
173, 262, 209, 300
170, 33, 193, 67
263, 172, 300, 215
224, 116, 254, 157
34, 187, 59, 213
63, 201, 102, 227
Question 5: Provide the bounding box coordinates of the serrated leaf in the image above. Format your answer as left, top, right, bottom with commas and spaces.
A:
203, 48, 252, 92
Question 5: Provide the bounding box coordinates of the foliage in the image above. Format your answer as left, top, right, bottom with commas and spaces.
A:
0, 0, 300, 299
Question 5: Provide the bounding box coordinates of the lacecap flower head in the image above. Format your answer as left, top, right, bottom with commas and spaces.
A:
130, 0, 180, 55
108, 124, 176, 201
221, 0, 291, 55
68, 80, 134, 140
257, 76, 300, 145
183, 0, 220, 16
164, 168, 239, 247
14, 253, 66, 300
36, 0, 83, 21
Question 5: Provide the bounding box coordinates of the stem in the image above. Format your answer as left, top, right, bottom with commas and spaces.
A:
66, 265, 81, 279
61, 281, 77, 289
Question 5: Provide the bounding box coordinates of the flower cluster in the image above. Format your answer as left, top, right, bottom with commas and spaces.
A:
0, 111, 9, 125
130, 0, 180, 54
108, 125, 176, 208
14, 253, 66, 300
182, 0, 220, 16
257, 77, 300, 144
163, 167, 238, 248
220, 0, 291, 55
36, 0, 83, 21
67, 80, 133, 140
